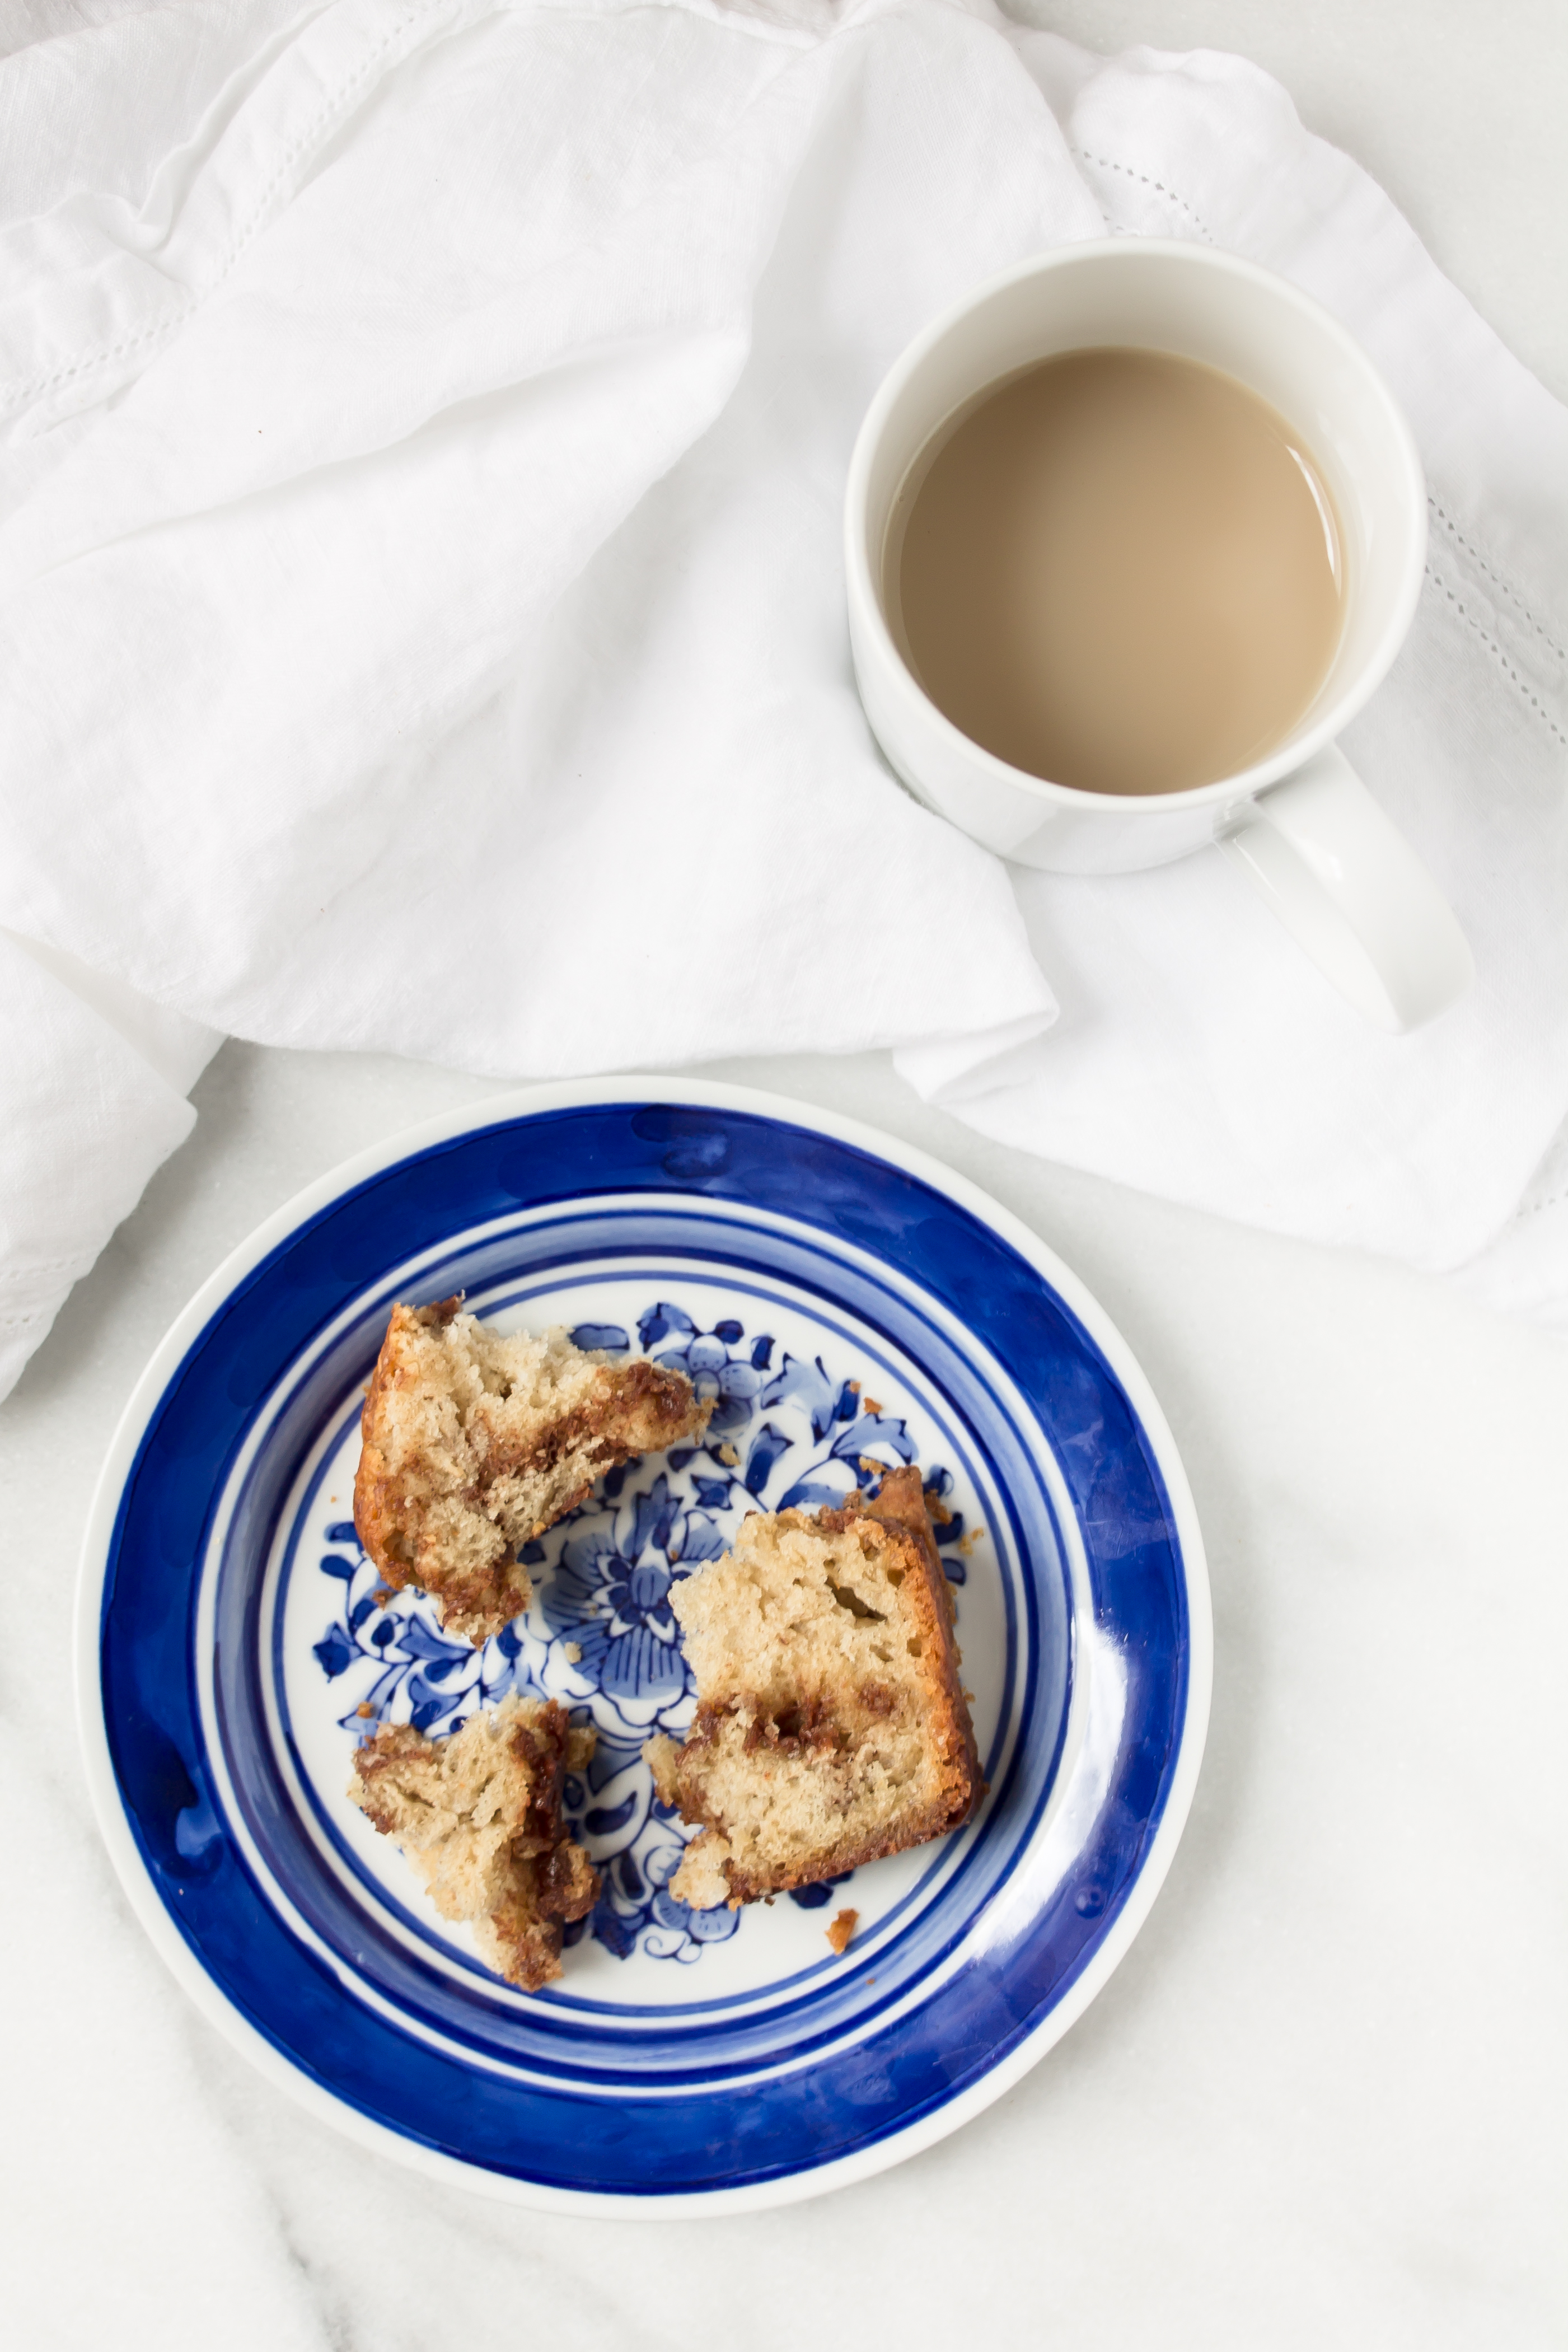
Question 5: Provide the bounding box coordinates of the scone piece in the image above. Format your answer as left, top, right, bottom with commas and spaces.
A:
354, 1298, 711, 1642
645, 1466, 982, 1909
348, 1695, 600, 1990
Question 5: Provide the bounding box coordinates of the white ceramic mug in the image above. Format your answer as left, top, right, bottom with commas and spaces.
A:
845, 240, 1474, 1032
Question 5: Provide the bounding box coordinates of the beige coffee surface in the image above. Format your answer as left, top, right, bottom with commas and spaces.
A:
892, 350, 1345, 796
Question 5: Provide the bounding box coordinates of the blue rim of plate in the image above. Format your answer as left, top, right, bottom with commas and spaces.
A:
76, 1078, 1211, 2214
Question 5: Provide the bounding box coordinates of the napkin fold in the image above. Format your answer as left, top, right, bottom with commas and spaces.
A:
0, 0, 1564, 1402
0, 932, 218, 1399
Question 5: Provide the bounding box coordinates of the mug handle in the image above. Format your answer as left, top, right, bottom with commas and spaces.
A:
1219, 746, 1475, 1032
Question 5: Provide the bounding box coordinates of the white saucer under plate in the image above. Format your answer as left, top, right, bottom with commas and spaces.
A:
77, 1078, 1211, 2214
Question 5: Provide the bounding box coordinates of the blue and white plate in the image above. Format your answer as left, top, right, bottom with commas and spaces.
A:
77, 1080, 1210, 2213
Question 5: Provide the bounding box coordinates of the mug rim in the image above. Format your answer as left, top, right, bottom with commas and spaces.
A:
844, 237, 1427, 817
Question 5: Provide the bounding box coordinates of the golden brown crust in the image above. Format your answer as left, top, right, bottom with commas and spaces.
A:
840, 1464, 982, 1820
353, 1299, 483, 1603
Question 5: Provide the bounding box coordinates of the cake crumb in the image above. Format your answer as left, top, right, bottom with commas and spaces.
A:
714, 1441, 739, 1467
356, 1702, 374, 1718
862, 1396, 883, 1416
564, 1641, 582, 1663
826, 1907, 858, 1955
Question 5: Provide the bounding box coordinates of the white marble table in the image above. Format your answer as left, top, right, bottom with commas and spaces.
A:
4, 5, 1565, 2346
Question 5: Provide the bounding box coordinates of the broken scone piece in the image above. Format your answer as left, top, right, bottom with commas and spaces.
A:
348, 1695, 599, 1991
645, 1466, 982, 1910
354, 1299, 711, 1643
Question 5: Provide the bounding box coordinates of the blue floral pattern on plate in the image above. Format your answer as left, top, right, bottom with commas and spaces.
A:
312, 1303, 970, 1965
83, 1087, 1207, 2211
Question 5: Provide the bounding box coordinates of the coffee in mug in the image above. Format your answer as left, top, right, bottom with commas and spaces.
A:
887, 350, 1344, 797
845, 242, 1473, 1030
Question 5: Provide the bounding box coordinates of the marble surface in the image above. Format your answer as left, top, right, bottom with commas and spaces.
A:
4, 4, 1566, 2347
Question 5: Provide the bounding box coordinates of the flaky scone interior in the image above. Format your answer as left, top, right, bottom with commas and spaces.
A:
645, 1466, 982, 1910
353, 1298, 711, 1643
348, 1694, 599, 1991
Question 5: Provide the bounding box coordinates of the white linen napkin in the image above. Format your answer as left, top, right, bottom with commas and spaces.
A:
899, 31, 1568, 1309
0, 0, 1563, 1403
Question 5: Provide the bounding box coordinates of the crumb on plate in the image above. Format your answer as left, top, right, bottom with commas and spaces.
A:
826, 1907, 858, 1955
